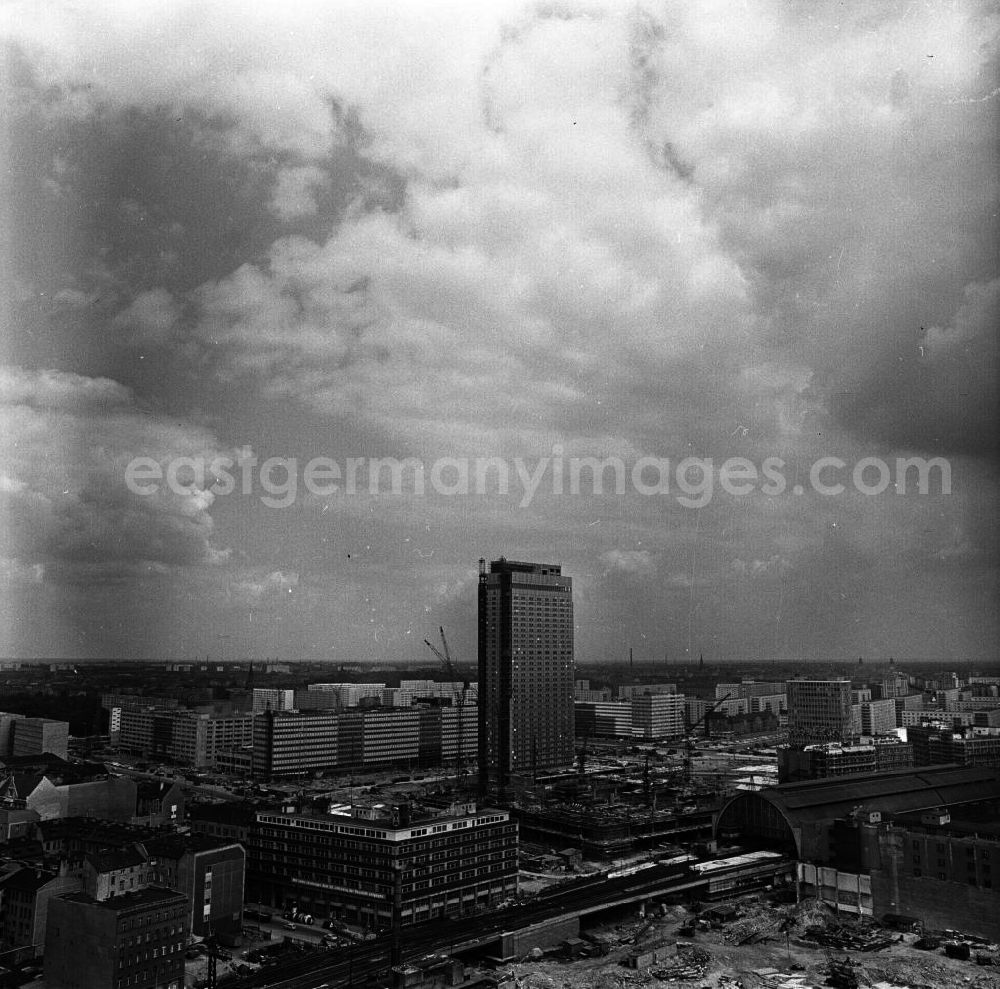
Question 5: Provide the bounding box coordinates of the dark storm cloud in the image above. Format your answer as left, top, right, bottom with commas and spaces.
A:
0, 1, 996, 661
832, 279, 1000, 457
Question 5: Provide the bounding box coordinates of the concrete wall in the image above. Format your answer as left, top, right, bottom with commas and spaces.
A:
500, 914, 580, 960
870, 869, 1000, 941
44, 897, 116, 989
798, 863, 873, 916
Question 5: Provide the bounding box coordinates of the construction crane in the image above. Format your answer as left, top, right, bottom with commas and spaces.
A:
682, 693, 731, 783
424, 627, 470, 791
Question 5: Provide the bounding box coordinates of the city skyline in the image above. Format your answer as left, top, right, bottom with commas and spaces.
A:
1, 2, 997, 665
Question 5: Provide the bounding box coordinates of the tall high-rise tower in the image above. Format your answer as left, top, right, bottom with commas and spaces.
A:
478, 558, 575, 798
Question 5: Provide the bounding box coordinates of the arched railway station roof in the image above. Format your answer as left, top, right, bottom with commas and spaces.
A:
715, 765, 1000, 860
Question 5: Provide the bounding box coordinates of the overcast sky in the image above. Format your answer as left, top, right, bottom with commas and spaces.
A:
1, 0, 997, 665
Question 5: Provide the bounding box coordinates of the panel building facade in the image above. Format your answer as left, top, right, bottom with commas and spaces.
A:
117, 709, 254, 768
478, 559, 575, 796
786, 679, 854, 745
251, 707, 477, 779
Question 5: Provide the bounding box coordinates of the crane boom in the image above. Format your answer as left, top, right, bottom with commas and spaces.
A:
683, 692, 732, 782
424, 627, 470, 790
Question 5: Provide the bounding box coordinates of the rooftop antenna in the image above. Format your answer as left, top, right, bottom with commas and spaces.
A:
629, 647, 633, 670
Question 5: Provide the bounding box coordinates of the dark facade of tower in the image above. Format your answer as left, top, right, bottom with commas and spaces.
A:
477, 558, 574, 798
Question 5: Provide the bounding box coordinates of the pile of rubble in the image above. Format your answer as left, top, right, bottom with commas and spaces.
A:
750, 968, 822, 989
825, 956, 860, 989
724, 915, 781, 946
800, 925, 895, 952
649, 946, 710, 981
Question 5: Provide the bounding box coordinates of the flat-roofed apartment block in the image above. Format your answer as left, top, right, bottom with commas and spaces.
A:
253, 710, 339, 777
618, 683, 677, 700
575, 700, 633, 738
251, 708, 477, 779
247, 801, 517, 928
855, 698, 897, 735
631, 693, 686, 739
12, 718, 70, 760
751, 693, 787, 716
716, 681, 786, 700
786, 679, 853, 745
478, 559, 574, 797
117, 708, 253, 768
251, 688, 295, 712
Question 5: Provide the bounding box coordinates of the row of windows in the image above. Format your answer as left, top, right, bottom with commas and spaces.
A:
117, 909, 185, 932
118, 940, 185, 967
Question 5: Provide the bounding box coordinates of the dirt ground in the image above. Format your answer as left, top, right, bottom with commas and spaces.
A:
503, 900, 1000, 989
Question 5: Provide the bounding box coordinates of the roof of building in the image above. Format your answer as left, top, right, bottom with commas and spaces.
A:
726, 765, 1000, 827
143, 832, 241, 859
0, 753, 73, 772
0, 866, 57, 893
188, 801, 257, 826
890, 808, 1000, 839
60, 885, 187, 911
36, 817, 162, 847
85, 846, 148, 873
135, 778, 181, 799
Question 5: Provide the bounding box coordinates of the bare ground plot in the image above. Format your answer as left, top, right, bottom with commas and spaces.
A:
502, 898, 1000, 989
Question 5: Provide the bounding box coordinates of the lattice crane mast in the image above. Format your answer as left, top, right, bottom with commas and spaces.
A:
424, 626, 470, 790
683, 692, 732, 782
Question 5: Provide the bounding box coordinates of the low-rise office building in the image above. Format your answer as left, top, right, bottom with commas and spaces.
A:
909, 725, 1000, 768
247, 801, 517, 929
778, 738, 912, 783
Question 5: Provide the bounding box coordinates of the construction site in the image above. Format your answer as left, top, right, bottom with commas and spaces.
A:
493, 893, 1000, 989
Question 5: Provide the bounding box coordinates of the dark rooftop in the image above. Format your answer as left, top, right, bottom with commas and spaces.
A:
763, 765, 1000, 813
0, 866, 57, 893
143, 832, 242, 858
60, 885, 187, 911
86, 846, 148, 872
